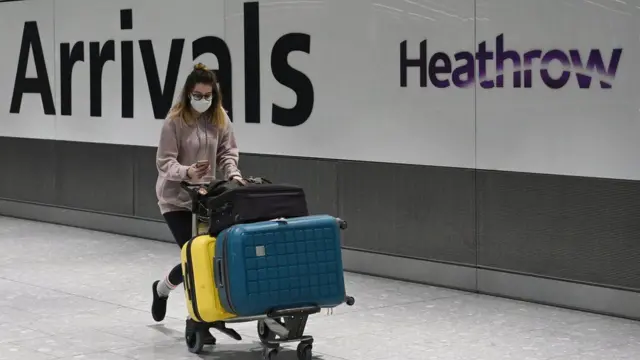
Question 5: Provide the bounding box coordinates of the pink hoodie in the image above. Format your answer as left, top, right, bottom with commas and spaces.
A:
155, 112, 241, 214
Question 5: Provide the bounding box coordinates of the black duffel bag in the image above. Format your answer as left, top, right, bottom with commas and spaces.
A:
206, 177, 309, 236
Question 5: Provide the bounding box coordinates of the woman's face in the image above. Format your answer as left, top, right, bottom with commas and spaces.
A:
191, 83, 214, 102
189, 83, 215, 113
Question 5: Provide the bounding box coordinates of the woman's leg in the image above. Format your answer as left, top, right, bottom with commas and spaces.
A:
151, 210, 192, 322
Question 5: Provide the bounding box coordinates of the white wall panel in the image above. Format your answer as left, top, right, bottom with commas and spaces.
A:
475, 0, 640, 180
0, 0, 56, 139
0, 0, 476, 168
53, 0, 226, 146
1, 0, 639, 179
225, 0, 476, 168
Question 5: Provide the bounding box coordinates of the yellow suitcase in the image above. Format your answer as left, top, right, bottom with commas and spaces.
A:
180, 234, 236, 323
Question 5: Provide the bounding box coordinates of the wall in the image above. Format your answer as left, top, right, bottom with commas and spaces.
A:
2, 0, 640, 318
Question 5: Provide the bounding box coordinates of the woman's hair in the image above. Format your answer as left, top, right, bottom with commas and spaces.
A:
168, 63, 226, 128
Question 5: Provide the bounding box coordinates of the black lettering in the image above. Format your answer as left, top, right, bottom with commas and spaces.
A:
139, 39, 184, 119
121, 41, 134, 118
89, 41, 115, 117
121, 9, 134, 118
192, 37, 233, 120
400, 40, 427, 87
244, 1, 260, 123
10, 21, 55, 115
60, 41, 85, 116
271, 33, 314, 127
428, 52, 451, 88
120, 9, 133, 30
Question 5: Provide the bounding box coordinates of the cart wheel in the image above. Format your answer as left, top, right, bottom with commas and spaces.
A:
257, 319, 278, 346
263, 347, 279, 360
185, 330, 205, 354
297, 343, 312, 360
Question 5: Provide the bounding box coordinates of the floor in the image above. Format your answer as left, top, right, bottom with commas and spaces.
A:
1, 217, 640, 360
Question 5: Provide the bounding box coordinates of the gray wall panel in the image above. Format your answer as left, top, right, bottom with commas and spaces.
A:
477, 170, 640, 290
0, 137, 56, 203
54, 141, 135, 215
240, 154, 339, 216
4, 135, 640, 311
477, 269, 640, 320
337, 161, 477, 264
134, 146, 163, 220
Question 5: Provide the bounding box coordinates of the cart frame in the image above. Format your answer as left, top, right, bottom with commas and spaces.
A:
180, 181, 355, 359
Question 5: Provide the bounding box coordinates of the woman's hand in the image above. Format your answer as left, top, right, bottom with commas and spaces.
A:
187, 162, 210, 180
231, 176, 246, 185
187, 165, 197, 180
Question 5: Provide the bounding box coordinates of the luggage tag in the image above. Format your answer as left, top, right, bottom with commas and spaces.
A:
197, 222, 208, 235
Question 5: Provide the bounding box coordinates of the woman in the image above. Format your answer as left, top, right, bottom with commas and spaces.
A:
151, 63, 243, 324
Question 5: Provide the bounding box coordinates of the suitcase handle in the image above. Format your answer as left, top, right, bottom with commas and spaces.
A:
271, 218, 288, 225
214, 259, 225, 288
183, 267, 192, 301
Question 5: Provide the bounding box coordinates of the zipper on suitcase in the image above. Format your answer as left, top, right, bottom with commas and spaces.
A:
185, 240, 203, 322
221, 232, 238, 314
242, 191, 302, 199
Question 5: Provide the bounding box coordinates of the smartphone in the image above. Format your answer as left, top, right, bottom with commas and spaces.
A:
196, 160, 209, 168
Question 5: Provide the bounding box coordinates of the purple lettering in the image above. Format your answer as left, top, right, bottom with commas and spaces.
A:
452, 51, 475, 88
476, 41, 494, 89
495, 34, 521, 88
569, 48, 622, 89
399, 35, 622, 90
540, 50, 571, 89
428, 52, 452, 88
522, 50, 542, 88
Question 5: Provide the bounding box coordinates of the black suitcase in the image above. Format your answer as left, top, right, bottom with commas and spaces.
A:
206, 180, 309, 236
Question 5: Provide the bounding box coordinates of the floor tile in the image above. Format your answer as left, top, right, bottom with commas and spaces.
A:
0, 323, 50, 344
111, 341, 264, 360
55, 352, 135, 360
98, 323, 186, 346
0, 306, 43, 326
554, 341, 640, 360
8, 335, 97, 358
561, 317, 640, 345
476, 327, 627, 359
0, 342, 56, 360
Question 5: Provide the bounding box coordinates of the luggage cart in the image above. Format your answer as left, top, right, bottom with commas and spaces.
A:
180, 181, 355, 360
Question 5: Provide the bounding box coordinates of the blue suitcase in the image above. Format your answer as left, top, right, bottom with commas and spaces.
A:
214, 215, 347, 317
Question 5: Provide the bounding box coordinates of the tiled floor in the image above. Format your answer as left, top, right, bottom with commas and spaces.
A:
1, 216, 640, 360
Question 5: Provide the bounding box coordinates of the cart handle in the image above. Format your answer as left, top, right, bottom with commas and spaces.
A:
180, 181, 209, 196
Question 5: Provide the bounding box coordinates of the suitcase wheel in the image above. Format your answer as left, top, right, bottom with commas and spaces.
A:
346, 296, 356, 306
296, 342, 313, 360
185, 330, 205, 354
257, 319, 278, 347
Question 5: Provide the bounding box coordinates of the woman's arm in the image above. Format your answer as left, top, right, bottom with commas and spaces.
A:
156, 117, 191, 181
217, 112, 242, 180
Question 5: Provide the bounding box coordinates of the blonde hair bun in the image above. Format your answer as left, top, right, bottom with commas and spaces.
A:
194, 63, 208, 71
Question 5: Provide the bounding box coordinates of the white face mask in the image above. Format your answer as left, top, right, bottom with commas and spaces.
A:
190, 98, 212, 113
